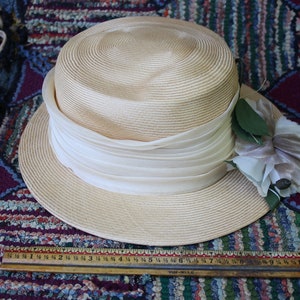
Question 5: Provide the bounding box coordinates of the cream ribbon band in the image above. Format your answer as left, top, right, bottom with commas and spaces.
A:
44, 69, 240, 195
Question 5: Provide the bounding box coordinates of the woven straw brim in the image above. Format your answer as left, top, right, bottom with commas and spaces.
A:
19, 85, 278, 246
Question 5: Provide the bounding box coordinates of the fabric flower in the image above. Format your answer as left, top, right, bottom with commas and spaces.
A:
231, 98, 300, 201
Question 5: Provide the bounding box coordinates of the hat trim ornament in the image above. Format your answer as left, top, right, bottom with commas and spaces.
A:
229, 96, 300, 209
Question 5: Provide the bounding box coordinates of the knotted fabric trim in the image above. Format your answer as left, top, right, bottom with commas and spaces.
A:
44, 70, 239, 195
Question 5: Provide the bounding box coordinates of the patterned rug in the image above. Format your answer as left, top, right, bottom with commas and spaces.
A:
1, 0, 300, 299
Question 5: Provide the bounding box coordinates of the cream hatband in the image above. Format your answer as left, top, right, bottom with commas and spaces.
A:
44, 69, 239, 195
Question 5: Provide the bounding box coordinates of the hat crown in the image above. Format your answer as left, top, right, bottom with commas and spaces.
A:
54, 17, 239, 141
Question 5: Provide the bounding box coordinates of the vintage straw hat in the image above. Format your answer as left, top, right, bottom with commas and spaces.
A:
19, 16, 281, 246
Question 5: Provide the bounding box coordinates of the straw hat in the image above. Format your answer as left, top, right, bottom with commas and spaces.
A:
19, 17, 279, 246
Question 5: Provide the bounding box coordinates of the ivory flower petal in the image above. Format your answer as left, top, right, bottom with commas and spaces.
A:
232, 156, 271, 196
232, 156, 264, 182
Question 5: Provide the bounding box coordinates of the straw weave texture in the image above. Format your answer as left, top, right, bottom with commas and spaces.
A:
19, 17, 268, 245
19, 81, 272, 245
1, 0, 300, 298
55, 17, 239, 141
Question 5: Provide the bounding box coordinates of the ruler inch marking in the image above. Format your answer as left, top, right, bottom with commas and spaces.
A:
1, 247, 300, 277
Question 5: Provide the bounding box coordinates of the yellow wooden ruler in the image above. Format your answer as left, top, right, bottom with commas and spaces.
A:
1, 247, 300, 277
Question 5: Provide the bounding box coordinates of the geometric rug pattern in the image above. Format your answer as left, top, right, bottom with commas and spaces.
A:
1, 0, 300, 298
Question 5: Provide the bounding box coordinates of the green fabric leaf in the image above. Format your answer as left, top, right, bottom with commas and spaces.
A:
232, 110, 263, 145
235, 98, 270, 136
264, 187, 281, 210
